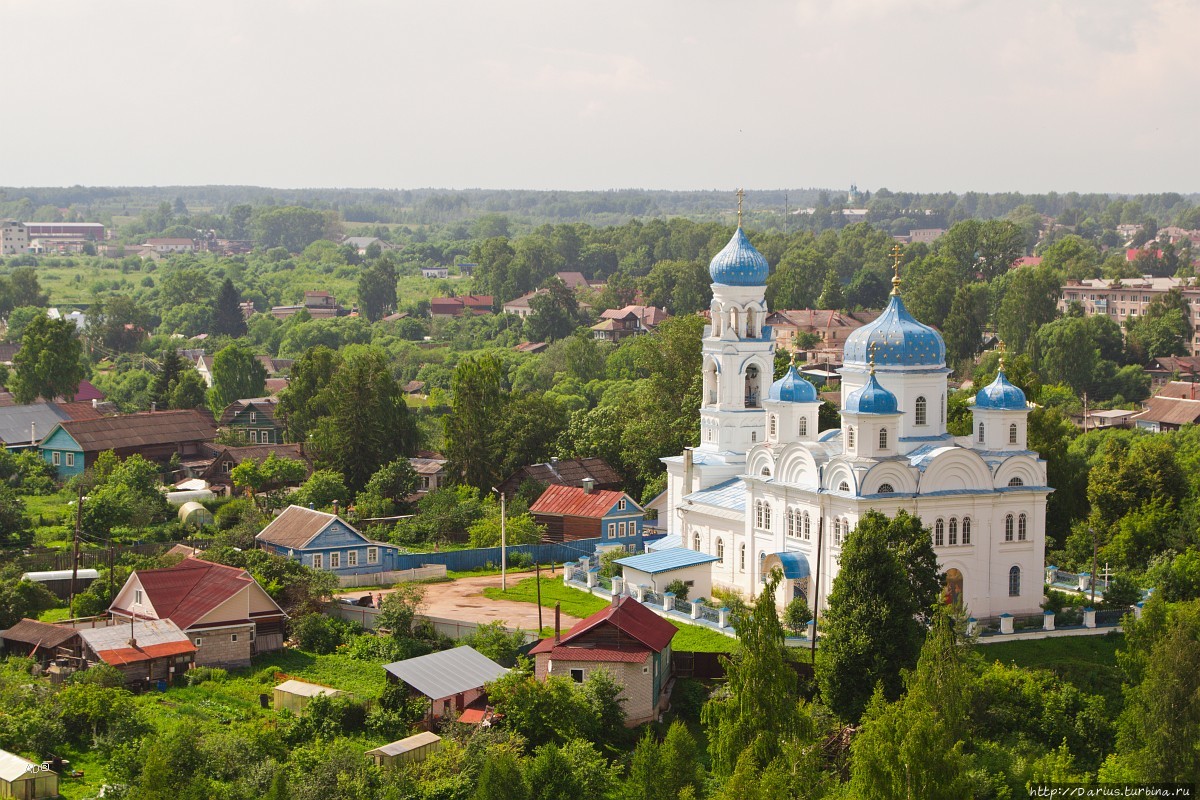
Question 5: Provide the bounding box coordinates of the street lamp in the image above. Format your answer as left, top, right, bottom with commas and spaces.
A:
490, 487, 507, 591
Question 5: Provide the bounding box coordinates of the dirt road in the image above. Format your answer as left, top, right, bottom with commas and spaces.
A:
339, 572, 580, 632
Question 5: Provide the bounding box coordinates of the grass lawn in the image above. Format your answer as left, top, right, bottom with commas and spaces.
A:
38, 607, 72, 623
483, 577, 739, 652
980, 632, 1125, 710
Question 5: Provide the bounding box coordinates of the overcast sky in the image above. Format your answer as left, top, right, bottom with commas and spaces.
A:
2, 0, 1196, 194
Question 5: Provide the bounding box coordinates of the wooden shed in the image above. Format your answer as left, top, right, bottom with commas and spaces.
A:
365, 732, 442, 768
0, 748, 59, 799
273, 679, 343, 713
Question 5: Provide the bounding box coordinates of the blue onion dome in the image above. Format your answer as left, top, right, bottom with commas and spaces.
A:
843, 295, 946, 368
709, 227, 770, 286
844, 372, 899, 415
768, 365, 819, 403
975, 367, 1027, 410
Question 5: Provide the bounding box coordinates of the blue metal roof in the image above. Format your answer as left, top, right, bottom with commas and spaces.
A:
768, 365, 820, 403
844, 372, 899, 415
769, 551, 811, 580
684, 478, 746, 511
975, 369, 1027, 410
708, 227, 769, 286
843, 294, 945, 367
616, 547, 720, 574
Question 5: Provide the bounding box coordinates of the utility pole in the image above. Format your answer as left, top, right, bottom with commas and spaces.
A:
491, 487, 508, 591
70, 484, 82, 616
1090, 527, 1098, 607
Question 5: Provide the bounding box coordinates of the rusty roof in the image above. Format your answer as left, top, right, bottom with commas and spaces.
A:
51, 409, 216, 453
1132, 396, 1200, 426
0, 618, 80, 649
506, 457, 622, 490
256, 504, 356, 549
529, 484, 637, 519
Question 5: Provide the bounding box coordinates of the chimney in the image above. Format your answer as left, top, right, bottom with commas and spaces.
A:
332, 500, 339, 517
581, 477, 595, 494
554, 602, 561, 643
684, 447, 694, 493
92, 398, 98, 409
150, 402, 156, 413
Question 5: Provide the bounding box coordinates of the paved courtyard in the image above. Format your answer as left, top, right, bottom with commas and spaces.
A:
339, 572, 581, 632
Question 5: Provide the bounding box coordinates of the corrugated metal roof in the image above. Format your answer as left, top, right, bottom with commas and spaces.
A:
529, 644, 649, 662
0, 749, 40, 782
256, 505, 350, 549
0, 401, 69, 446
530, 484, 635, 519
530, 595, 676, 654
51, 409, 215, 452
383, 646, 508, 700
683, 478, 747, 512
23, 569, 100, 582
616, 547, 719, 574
507, 457, 623, 489
646, 534, 682, 552
95, 639, 197, 666
367, 732, 442, 757
78, 618, 191, 659
0, 618, 80, 649
1134, 396, 1200, 426
113, 559, 281, 630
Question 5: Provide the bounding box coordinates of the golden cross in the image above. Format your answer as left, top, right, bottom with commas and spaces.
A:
869, 342, 877, 374
736, 188, 745, 228
997, 339, 1006, 370
890, 244, 904, 296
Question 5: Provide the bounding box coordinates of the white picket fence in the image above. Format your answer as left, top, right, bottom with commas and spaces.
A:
335, 565, 447, 588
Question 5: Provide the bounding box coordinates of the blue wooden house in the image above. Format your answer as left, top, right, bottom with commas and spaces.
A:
529, 481, 645, 551
38, 410, 216, 479
255, 505, 401, 575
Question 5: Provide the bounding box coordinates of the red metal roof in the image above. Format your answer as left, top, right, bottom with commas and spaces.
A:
529, 484, 630, 519
95, 639, 196, 666
531, 595, 676, 655
115, 559, 264, 630
528, 641, 650, 662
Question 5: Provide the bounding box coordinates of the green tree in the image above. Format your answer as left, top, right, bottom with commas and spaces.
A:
474, 751, 529, 800
277, 345, 339, 442
816, 268, 845, 310
357, 259, 398, 322
168, 369, 208, 410
231, 452, 309, 511
702, 571, 799, 775
940, 283, 989, 368
468, 510, 544, 547
444, 354, 506, 492
10, 314, 86, 403
528, 278, 580, 342
818, 510, 939, 721
307, 345, 417, 492
211, 278, 247, 337
206, 341, 267, 417
353, 458, 419, 519
151, 347, 185, 407
995, 265, 1061, 354
292, 469, 350, 511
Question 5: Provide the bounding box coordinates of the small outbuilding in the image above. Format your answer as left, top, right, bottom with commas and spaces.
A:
273, 679, 343, 713
0, 618, 82, 664
0, 748, 59, 799
614, 548, 719, 598
382, 645, 508, 721
20, 569, 99, 601
365, 732, 443, 768
177, 501, 215, 527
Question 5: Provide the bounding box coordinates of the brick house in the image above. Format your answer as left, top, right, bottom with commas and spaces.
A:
108, 558, 287, 668
530, 595, 676, 725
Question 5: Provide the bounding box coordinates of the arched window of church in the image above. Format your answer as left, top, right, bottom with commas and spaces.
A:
934, 518, 944, 547
878, 483, 894, 494
761, 466, 771, 477
848, 427, 856, 448
770, 415, 777, 437
751, 431, 757, 443
755, 501, 763, 528
1005, 514, 1014, 541
978, 422, 985, 443
879, 428, 888, 449
1008, 477, 1023, 487
1018, 513, 1027, 541
833, 519, 842, 546
739, 543, 746, 572
704, 360, 718, 406
949, 517, 958, 545
746, 308, 757, 339
838, 480, 850, 493
786, 509, 794, 537
730, 307, 740, 337
962, 516, 972, 544
716, 538, 725, 563
1009, 423, 1018, 444
745, 364, 760, 408
915, 396, 927, 426
799, 417, 808, 437
1009, 565, 1021, 597
763, 504, 772, 529
803, 511, 811, 539
693, 532, 701, 551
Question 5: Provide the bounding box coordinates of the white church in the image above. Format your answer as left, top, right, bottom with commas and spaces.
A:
657, 221, 1049, 619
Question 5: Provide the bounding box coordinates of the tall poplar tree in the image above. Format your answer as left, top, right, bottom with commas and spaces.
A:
444, 353, 505, 492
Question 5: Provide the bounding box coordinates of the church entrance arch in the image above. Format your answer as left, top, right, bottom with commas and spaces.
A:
761, 552, 811, 604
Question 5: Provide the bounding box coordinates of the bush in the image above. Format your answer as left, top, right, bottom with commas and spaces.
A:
669, 678, 709, 720
292, 612, 351, 655
782, 597, 812, 635
507, 550, 534, 570
598, 549, 623, 579
186, 666, 228, 685
665, 579, 690, 601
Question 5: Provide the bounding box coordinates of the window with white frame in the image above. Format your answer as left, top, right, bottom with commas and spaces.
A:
879, 428, 888, 449
52, 452, 60, 466
618, 522, 626, 537
739, 544, 746, 571
755, 501, 764, 528
915, 396, 927, 426
1008, 477, 1023, 487
717, 538, 725, 563
847, 427, 856, 448
1004, 514, 1014, 541
608, 523, 616, 538
330, 552, 340, 569
770, 415, 777, 437
948, 517, 958, 545
66, 453, 75, 467
799, 417, 807, 437
1009, 423, 1018, 444
786, 509, 796, 537
934, 518, 944, 547
134, 589, 143, 605
694, 532, 701, 551
878, 483, 894, 494
367, 547, 378, 564
1009, 565, 1021, 596
312, 553, 323, 569
978, 422, 985, 443
962, 517, 971, 544
762, 503, 771, 529
231, 633, 238, 642
1018, 513, 1027, 541
618, 499, 627, 510
838, 480, 850, 492
803, 511, 811, 540
348, 550, 358, 567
